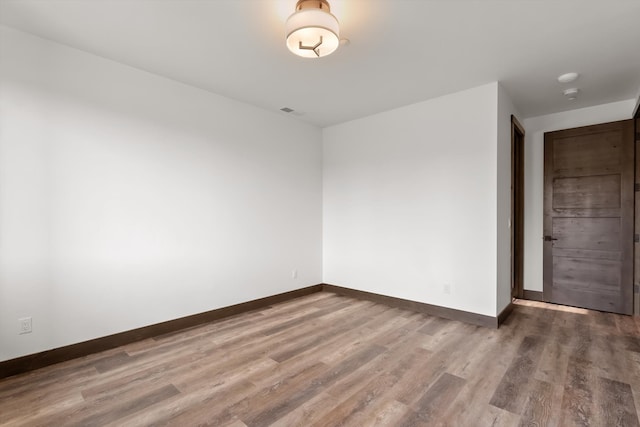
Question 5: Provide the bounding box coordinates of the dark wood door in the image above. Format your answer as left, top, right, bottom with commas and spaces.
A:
543, 119, 634, 314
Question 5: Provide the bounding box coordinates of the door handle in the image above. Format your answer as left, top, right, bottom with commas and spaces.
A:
543, 236, 558, 241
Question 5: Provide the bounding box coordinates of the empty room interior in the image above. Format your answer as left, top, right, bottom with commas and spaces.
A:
1, 0, 640, 425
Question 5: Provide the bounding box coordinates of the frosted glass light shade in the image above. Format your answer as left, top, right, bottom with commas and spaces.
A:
286, 8, 340, 58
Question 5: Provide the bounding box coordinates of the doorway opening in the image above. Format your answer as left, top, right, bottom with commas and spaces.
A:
511, 115, 525, 299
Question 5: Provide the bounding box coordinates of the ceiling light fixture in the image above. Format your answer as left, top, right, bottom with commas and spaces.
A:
286, 0, 340, 58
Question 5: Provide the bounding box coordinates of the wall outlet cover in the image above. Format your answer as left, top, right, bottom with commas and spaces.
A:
19, 317, 32, 334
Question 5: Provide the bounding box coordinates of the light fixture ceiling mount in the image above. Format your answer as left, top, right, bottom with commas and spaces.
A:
286, 0, 340, 58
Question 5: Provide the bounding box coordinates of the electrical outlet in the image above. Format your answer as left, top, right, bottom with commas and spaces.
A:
19, 317, 32, 334
443, 283, 451, 295
291, 269, 298, 279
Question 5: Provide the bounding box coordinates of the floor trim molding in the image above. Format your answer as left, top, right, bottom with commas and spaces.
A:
523, 290, 544, 302
322, 284, 504, 329
0, 285, 322, 379
1, 283, 509, 379
497, 302, 515, 326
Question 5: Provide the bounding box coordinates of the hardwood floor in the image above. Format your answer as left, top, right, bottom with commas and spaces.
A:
1, 292, 639, 426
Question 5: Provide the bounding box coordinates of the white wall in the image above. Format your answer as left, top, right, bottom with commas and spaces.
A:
0, 26, 323, 362
323, 83, 500, 317
6, 22, 633, 363
496, 85, 520, 313
522, 99, 636, 292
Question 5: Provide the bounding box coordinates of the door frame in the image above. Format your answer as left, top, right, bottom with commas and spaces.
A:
511, 115, 525, 299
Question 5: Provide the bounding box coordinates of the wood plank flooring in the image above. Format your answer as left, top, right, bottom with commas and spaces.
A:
1, 292, 640, 426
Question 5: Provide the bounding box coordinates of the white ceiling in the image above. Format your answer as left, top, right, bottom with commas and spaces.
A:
1, 0, 639, 127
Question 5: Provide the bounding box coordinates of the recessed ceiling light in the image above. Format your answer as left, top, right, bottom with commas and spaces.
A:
557, 72, 579, 83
